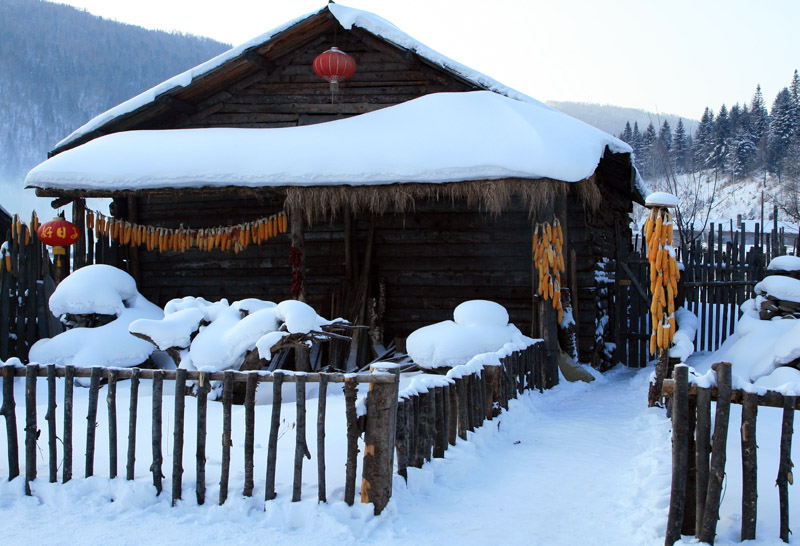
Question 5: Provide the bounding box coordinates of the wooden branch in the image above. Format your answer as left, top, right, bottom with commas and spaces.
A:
171, 368, 186, 506
778, 396, 795, 543
1, 365, 20, 481
218, 371, 233, 505
126, 368, 139, 481
24, 365, 37, 495
63, 366, 74, 483
265, 371, 283, 502
46, 364, 57, 483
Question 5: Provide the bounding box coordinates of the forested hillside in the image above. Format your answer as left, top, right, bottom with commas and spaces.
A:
546, 101, 698, 142
0, 0, 228, 183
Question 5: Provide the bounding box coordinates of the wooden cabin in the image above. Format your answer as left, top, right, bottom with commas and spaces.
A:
26, 4, 645, 374
0, 204, 10, 238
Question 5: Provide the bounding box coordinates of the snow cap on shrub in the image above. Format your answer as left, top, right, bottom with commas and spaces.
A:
49, 264, 138, 317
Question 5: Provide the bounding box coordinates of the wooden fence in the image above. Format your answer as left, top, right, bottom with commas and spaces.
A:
1, 342, 544, 514
662, 363, 796, 545
1, 208, 124, 361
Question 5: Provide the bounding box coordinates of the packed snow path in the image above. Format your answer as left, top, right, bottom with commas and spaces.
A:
1, 368, 684, 545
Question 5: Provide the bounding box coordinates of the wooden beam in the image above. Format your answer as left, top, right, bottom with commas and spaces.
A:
50, 196, 74, 209
244, 50, 276, 75
156, 94, 198, 115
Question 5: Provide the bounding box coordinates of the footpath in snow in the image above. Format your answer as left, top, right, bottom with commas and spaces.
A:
1, 367, 681, 546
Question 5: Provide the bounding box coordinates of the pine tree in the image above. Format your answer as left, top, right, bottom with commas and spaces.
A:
768, 87, 795, 177
620, 121, 633, 143
631, 122, 643, 164
673, 119, 689, 173
642, 122, 658, 177
713, 104, 731, 171
750, 84, 770, 142
694, 107, 715, 167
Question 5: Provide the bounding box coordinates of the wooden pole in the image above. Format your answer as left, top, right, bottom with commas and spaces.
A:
361, 363, 400, 515
317, 373, 329, 503
85, 367, 101, 478
218, 371, 233, 505
699, 362, 732, 545
741, 391, 758, 541
695, 387, 711, 535
25, 364, 37, 495
290, 209, 307, 303
778, 395, 795, 543
63, 365, 73, 483
1, 364, 20, 481
46, 364, 57, 483
126, 368, 139, 481
107, 368, 118, 479
665, 365, 689, 546
151, 370, 164, 495
447, 383, 458, 446
292, 374, 309, 502
395, 400, 408, 482
243, 372, 257, 498
433, 386, 446, 458
343, 377, 358, 505
196, 372, 208, 505
455, 377, 468, 441
265, 372, 283, 502
171, 368, 186, 506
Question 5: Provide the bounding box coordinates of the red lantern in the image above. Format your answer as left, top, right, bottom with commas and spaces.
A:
37, 217, 80, 264
313, 47, 356, 94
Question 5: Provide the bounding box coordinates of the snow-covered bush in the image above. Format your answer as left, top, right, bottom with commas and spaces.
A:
29, 265, 163, 368
406, 300, 533, 370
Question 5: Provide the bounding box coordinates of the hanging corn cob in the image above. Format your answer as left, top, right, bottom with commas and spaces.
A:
533, 217, 566, 324
82, 208, 289, 254
645, 206, 679, 354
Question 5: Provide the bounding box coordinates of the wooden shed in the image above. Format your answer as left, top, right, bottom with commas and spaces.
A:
26, 4, 645, 374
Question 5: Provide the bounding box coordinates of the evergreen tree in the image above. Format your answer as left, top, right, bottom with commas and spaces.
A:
713, 104, 731, 171
631, 122, 643, 164
642, 122, 658, 177
694, 107, 715, 167
620, 121, 633, 143
673, 119, 689, 173
768, 87, 795, 177
750, 84, 770, 142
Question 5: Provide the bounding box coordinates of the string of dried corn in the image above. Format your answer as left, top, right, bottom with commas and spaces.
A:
645, 207, 679, 354
532, 218, 566, 324
84, 209, 289, 254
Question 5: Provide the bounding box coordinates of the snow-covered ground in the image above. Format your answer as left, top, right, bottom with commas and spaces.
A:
1, 361, 797, 545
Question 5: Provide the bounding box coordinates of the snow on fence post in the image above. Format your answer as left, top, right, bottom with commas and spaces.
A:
699, 362, 732, 545
361, 363, 400, 515
665, 365, 689, 546
1, 364, 20, 481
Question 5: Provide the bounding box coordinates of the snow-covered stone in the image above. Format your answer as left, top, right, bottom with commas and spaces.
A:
644, 191, 679, 207
768, 255, 800, 272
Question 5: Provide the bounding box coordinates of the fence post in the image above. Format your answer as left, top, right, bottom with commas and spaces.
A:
665, 365, 689, 546
361, 363, 400, 515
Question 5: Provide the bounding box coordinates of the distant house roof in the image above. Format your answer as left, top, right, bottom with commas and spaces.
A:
27, 91, 631, 193
52, 3, 548, 156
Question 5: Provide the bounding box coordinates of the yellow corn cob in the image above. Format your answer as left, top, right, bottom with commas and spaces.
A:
650, 333, 657, 355
558, 307, 564, 324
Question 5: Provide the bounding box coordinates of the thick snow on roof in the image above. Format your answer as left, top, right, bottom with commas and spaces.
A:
54, 4, 544, 153
27, 91, 630, 192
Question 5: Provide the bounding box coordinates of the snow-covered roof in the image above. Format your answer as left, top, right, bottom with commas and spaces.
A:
53, 3, 547, 154
27, 91, 631, 192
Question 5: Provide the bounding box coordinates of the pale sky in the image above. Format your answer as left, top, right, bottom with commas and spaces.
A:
52, 0, 800, 120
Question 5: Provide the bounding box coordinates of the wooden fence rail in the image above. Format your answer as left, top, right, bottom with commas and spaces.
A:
663, 362, 796, 545
1, 342, 544, 514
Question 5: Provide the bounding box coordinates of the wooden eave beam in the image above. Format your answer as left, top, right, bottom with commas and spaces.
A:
156, 94, 198, 116
244, 51, 276, 75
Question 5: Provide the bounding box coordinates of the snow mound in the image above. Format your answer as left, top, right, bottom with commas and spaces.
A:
755, 275, 800, 303
131, 296, 339, 373
453, 300, 509, 327
670, 307, 698, 362
407, 300, 532, 369
768, 255, 800, 272
644, 191, 679, 207
48, 264, 138, 317
30, 277, 163, 368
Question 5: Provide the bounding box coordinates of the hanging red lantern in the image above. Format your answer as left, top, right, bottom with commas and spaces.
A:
37, 217, 80, 265
313, 47, 356, 94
